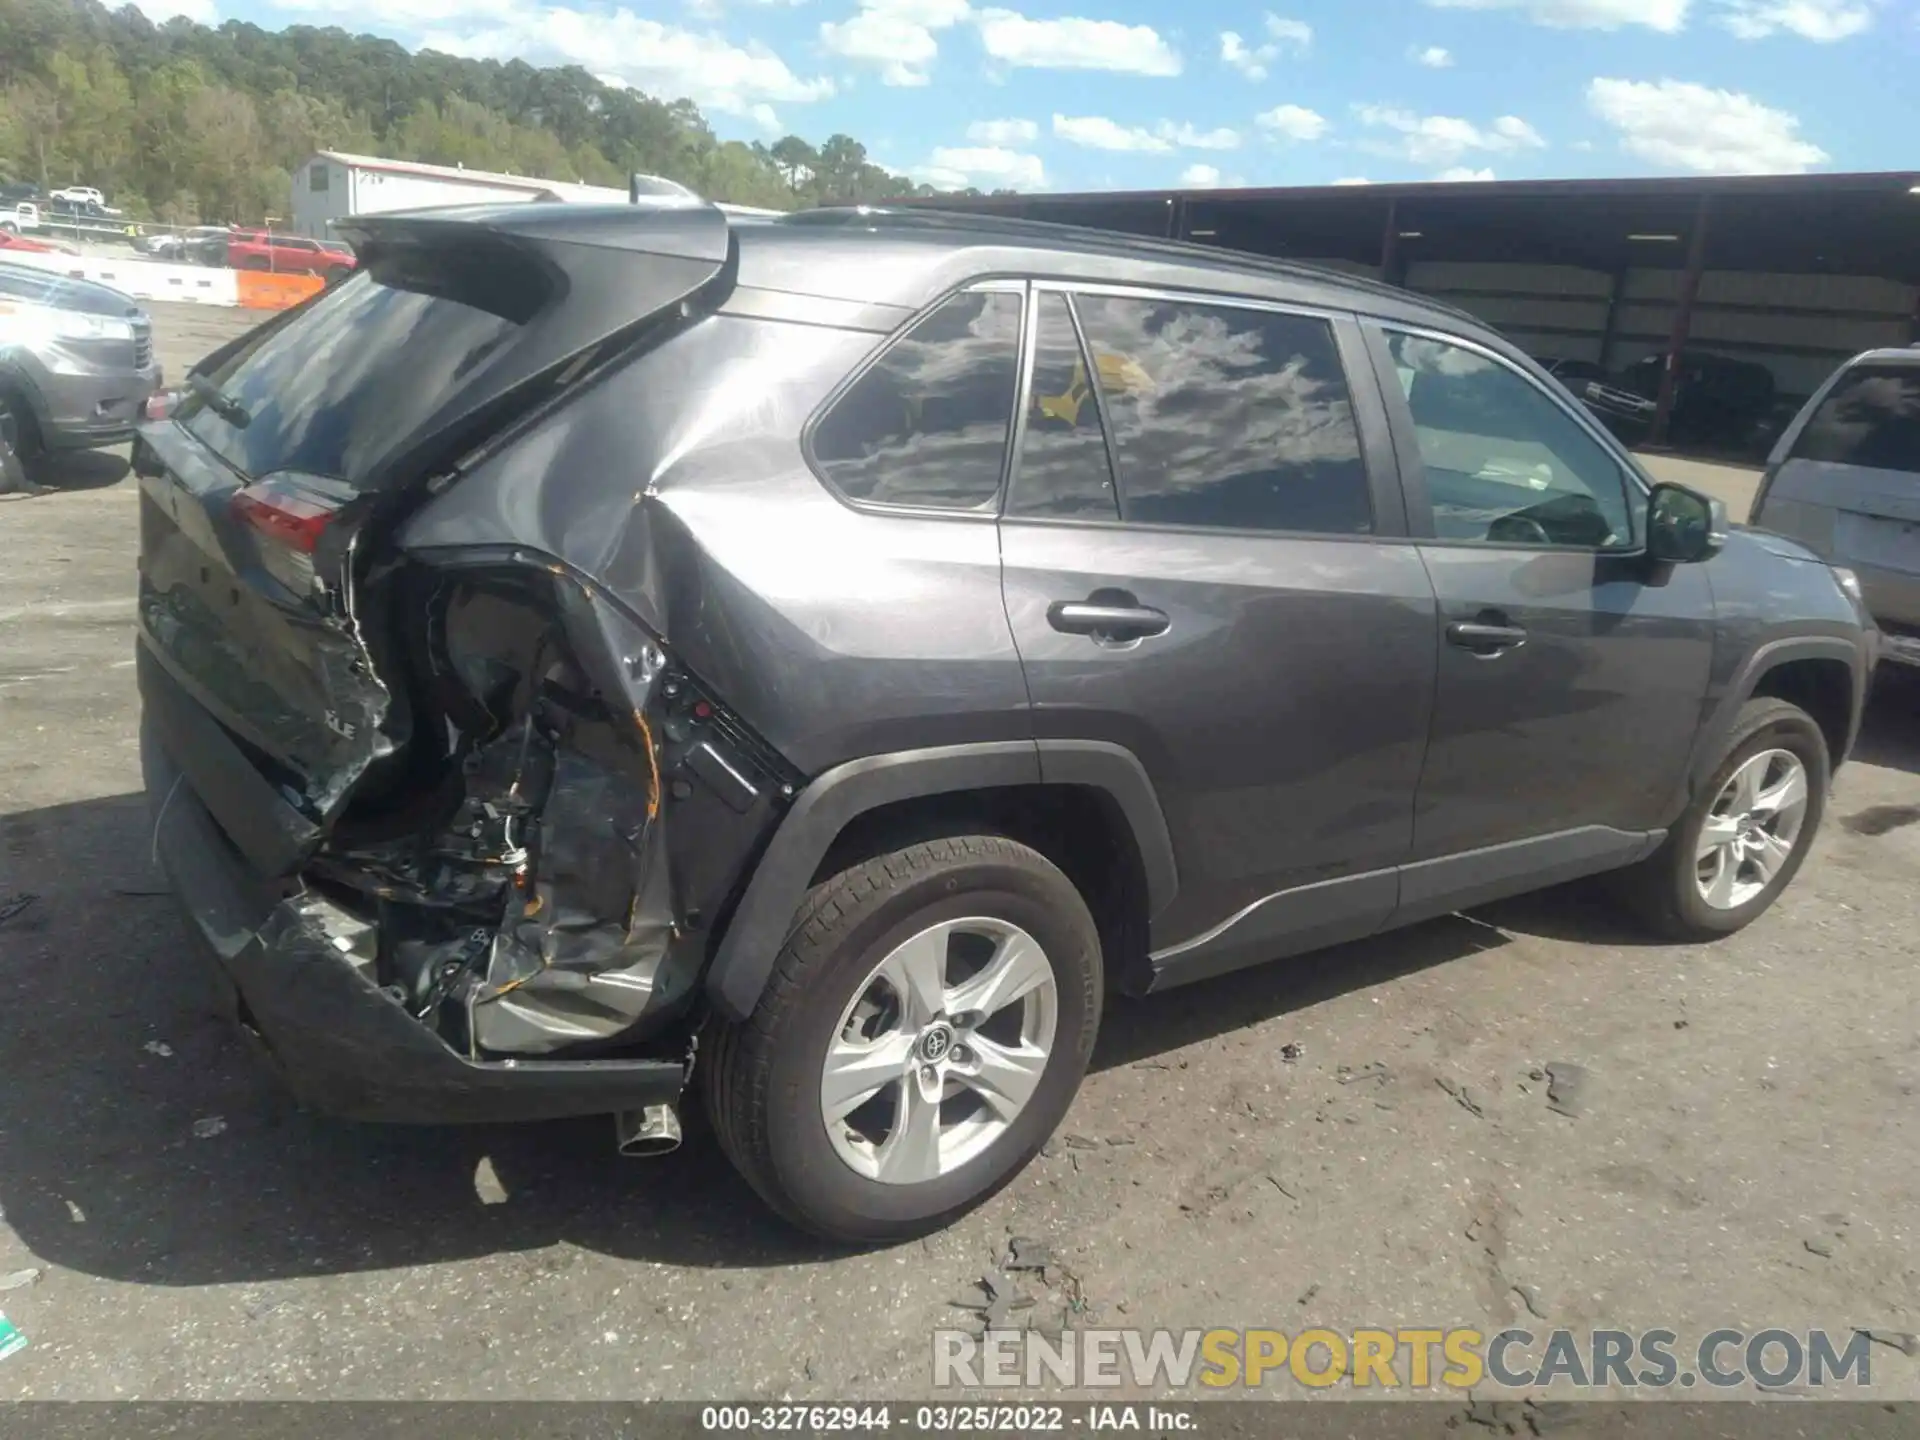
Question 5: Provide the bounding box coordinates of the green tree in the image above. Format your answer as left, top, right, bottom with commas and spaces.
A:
0, 0, 991, 221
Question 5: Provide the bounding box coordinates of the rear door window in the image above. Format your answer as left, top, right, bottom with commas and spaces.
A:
1791, 366, 1920, 474
1070, 293, 1373, 535
1010, 292, 1120, 520
811, 289, 1023, 511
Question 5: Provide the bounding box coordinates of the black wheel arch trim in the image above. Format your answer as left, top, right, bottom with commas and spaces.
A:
1674, 633, 1867, 821
0, 361, 52, 439
704, 738, 1178, 1021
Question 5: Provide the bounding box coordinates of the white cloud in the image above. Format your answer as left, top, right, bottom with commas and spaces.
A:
1220, 32, 1269, 79
1354, 104, 1546, 164
1218, 12, 1310, 78
977, 9, 1181, 73
966, 117, 1039, 145
1331, 176, 1373, 185
1159, 121, 1242, 150
406, 4, 833, 117
1423, 0, 1689, 29
1255, 104, 1329, 141
821, 0, 971, 87
1265, 13, 1313, 46
1715, 0, 1876, 40
268, 0, 512, 17
1586, 76, 1829, 172
1414, 44, 1455, 65
1180, 163, 1224, 187
1435, 166, 1497, 180
134, 0, 217, 18
1050, 115, 1241, 154
1053, 113, 1171, 152
921, 144, 1046, 189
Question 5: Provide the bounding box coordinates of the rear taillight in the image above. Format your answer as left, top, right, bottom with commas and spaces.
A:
144, 390, 179, 421
231, 477, 343, 553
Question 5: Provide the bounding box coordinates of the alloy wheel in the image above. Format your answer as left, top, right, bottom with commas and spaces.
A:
1695, 747, 1810, 910
820, 917, 1058, 1185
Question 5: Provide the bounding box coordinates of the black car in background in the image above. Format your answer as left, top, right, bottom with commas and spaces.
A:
1539, 350, 1786, 456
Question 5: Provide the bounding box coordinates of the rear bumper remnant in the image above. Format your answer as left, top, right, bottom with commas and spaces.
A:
143, 723, 686, 1124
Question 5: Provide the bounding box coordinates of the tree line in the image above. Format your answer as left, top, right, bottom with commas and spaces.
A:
0, 0, 1010, 226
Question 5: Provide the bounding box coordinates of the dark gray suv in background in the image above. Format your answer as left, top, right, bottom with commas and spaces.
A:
136, 201, 1875, 1241
0, 261, 160, 490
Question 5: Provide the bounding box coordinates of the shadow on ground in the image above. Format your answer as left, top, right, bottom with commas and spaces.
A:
3, 676, 1910, 1288
1854, 667, 1920, 777
0, 793, 1533, 1289
13, 449, 132, 494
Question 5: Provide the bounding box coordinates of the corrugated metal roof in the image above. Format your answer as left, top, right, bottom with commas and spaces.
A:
315, 150, 630, 203
908, 170, 1920, 209
310, 152, 782, 216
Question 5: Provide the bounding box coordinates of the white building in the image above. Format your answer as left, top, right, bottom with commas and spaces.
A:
289, 151, 776, 239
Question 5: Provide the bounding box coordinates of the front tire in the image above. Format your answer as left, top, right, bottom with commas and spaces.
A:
0, 394, 40, 495
704, 835, 1102, 1243
1616, 697, 1828, 940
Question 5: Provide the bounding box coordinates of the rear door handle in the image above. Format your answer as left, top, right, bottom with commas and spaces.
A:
1048, 601, 1171, 642
1446, 620, 1528, 654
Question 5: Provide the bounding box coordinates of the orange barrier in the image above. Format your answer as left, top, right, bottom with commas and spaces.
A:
235, 270, 327, 311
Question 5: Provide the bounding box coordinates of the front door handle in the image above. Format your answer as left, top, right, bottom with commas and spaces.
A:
1048, 600, 1171, 642
1446, 620, 1528, 654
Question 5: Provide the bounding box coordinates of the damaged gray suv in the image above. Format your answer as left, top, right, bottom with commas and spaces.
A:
138, 200, 1877, 1242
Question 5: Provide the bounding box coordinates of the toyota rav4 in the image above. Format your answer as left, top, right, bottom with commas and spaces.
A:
136, 201, 1877, 1242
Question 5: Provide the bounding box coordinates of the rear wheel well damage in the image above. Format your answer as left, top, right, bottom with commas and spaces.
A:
1748, 657, 1852, 766
807, 784, 1155, 995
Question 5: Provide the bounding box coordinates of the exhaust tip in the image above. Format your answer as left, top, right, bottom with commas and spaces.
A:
615, 1103, 682, 1158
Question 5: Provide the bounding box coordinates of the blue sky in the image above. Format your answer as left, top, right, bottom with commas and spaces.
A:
171, 0, 1918, 191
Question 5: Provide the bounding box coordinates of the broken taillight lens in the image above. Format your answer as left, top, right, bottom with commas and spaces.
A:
143, 389, 180, 421
230, 476, 344, 554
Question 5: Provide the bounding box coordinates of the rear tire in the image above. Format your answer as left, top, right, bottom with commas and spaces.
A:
1614, 697, 1828, 940
704, 835, 1102, 1244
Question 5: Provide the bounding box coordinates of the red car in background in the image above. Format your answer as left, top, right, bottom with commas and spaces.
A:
0, 228, 65, 255
226, 229, 357, 282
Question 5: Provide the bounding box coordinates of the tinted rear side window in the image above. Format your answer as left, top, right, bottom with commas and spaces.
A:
1072, 294, 1371, 535
812, 290, 1022, 510
180, 255, 550, 486
1792, 366, 1920, 474
1010, 292, 1120, 520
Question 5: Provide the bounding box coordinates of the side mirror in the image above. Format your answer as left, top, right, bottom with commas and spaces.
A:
1646, 482, 1727, 564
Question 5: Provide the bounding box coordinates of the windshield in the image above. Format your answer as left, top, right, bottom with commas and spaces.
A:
1790, 365, 1920, 475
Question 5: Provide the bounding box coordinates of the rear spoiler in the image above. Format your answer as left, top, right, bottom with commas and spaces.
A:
331, 200, 736, 493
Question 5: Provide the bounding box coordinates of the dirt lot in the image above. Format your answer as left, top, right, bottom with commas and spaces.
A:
0, 302, 1916, 1405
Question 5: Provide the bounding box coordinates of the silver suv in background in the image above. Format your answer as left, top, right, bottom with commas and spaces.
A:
1753, 348, 1920, 669
0, 261, 160, 491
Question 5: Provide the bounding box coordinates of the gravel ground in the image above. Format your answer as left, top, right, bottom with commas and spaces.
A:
0, 302, 1915, 1408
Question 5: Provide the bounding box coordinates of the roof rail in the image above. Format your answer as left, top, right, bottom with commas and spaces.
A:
789, 205, 1480, 324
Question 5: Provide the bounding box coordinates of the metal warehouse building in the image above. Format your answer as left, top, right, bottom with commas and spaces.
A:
911, 171, 1920, 450
289, 151, 633, 240
288, 152, 780, 243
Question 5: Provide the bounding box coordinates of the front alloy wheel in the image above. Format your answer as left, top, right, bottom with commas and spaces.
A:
1694, 748, 1809, 910
1615, 695, 1829, 940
